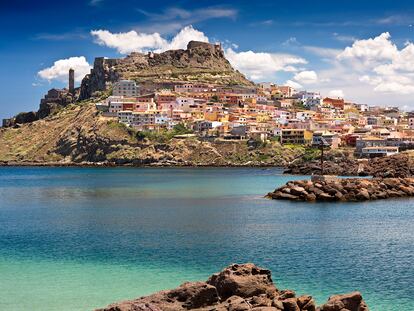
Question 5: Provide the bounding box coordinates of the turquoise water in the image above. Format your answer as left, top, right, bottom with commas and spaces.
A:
0, 167, 413, 311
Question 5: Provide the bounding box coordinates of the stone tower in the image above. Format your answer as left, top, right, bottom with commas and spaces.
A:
69, 68, 75, 94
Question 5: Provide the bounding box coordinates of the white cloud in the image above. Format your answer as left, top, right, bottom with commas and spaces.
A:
38, 56, 92, 83
160, 26, 208, 51
335, 32, 414, 96
305, 32, 414, 108
303, 46, 342, 59
91, 25, 208, 54
282, 37, 300, 47
328, 89, 345, 98
337, 32, 398, 67
225, 48, 307, 81
293, 70, 318, 84
91, 29, 167, 54
332, 33, 358, 43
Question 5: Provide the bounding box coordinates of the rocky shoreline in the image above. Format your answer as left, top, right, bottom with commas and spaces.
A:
268, 176, 414, 202
285, 151, 414, 178
0, 160, 283, 168
96, 263, 369, 311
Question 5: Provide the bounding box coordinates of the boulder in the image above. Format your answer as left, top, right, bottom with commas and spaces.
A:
282, 298, 300, 311
319, 291, 369, 311
317, 192, 335, 201
207, 263, 278, 300
290, 186, 307, 196
356, 189, 370, 201
167, 282, 218, 309
297, 295, 316, 311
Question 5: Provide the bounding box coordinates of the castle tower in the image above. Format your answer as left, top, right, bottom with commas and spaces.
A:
69, 68, 75, 94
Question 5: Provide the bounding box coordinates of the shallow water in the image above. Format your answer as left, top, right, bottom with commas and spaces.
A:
0, 167, 413, 310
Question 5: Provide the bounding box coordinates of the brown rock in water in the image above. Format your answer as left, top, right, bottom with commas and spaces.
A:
268, 176, 414, 202
95, 264, 369, 311
319, 291, 369, 311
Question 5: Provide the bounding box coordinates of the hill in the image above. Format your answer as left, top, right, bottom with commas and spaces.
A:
80, 41, 254, 99
0, 102, 309, 166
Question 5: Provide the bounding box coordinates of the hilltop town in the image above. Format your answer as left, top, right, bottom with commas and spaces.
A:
1, 41, 414, 166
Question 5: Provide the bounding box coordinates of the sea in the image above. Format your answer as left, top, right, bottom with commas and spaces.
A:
0, 167, 413, 311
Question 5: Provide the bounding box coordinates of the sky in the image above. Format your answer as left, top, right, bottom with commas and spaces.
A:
1, 0, 414, 119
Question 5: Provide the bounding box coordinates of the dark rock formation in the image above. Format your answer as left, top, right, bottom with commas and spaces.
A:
80, 41, 253, 100
15, 111, 38, 124
95, 263, 369, 311
285, 151, 414, 178
268, 176, 414, 202
368, 152, 414, 178
2, 88, 76, 128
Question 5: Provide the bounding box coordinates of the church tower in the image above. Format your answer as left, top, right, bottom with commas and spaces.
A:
69, 68, 75, 94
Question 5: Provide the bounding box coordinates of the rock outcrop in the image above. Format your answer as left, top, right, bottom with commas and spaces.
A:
285, 150, 414, 178
3, 88, 77, 128
268, 176, 414, 202
95, 263, 369, 311
80, 41, 253, 100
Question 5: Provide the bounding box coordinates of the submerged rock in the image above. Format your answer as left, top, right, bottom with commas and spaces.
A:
95, 263, 369, 311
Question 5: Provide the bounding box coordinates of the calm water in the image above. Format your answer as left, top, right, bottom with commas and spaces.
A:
0, 167, 413, 311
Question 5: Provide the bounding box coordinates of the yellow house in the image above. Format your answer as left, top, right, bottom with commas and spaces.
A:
281, 129, 313, 144
256, 113, 270, 123
204, 111, 219, 121
218, 114, 229, 123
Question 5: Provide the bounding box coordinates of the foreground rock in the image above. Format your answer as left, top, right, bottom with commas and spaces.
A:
95, 263, 369, 311
268, 176, 414, 202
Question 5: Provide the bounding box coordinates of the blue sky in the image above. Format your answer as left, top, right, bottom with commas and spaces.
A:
1, 0, 414, 119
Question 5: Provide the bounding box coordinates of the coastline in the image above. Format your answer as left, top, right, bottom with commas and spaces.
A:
0, 161, 286, 168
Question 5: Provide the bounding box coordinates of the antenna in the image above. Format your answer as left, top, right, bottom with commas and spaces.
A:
320, 137, 330, 175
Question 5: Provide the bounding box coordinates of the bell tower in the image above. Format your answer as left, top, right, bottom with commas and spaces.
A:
69, 68, 75, 94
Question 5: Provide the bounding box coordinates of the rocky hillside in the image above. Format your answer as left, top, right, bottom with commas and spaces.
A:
96, 263, 369, 311
80, 41, 254, 99
0, 103, 308, 166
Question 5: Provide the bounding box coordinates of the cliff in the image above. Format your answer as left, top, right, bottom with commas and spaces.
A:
0, 103, 308, 166
96, 263, 369, 311
80, 41, 254, 100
